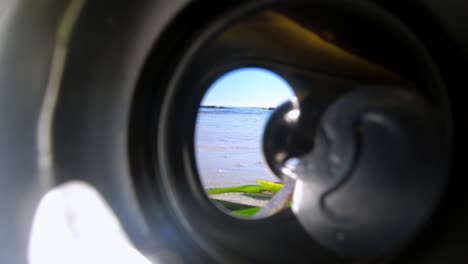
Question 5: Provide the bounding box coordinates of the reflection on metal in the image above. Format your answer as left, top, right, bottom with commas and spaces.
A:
253, 180, 295, 219
37, 0, 85, 188
284, 109, 300, 122
28, 181, 152, 264
212, 10, 409, 100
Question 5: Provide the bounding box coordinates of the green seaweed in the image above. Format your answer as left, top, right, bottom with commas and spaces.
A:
207, 185, 274, 196
207, 180, 284, 196
207, 180, 291, 219
255, 179, 283, 193
231, 201, 293, 218
231, 207, 262, 217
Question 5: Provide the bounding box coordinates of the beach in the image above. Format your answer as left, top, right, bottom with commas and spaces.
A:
195, 107, 279, 205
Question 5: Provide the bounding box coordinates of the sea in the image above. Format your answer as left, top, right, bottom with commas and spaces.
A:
195, 106, 280, 188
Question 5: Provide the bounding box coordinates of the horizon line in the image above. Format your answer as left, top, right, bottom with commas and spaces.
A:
200, 104, 277, 108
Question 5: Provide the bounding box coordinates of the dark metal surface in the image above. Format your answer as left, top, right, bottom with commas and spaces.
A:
0, 1, 70, 263
0, 0, 465, 263
292, 87, 449, 258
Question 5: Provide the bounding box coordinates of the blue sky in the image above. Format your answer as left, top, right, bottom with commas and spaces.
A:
201, 67, 295, 108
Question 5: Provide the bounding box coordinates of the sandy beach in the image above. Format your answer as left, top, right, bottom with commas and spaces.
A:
210, 192, 269, 207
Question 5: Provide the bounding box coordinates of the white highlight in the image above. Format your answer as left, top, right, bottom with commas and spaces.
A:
284, 109, 300, 123
281, 167, 293, 176
37, 0, 84, 187
28, 182, 151, 264
291, 180, 304, 213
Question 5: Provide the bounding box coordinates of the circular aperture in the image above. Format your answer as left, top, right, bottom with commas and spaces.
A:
129, 0, 452, 262
194, 67, 295, 219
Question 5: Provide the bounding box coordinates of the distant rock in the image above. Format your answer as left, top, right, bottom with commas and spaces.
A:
202, 105, 225, 109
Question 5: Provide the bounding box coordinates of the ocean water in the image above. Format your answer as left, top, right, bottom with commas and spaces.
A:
195, 107, 279, 188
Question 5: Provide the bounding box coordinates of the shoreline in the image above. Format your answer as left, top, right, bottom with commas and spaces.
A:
209, 193, 269, 207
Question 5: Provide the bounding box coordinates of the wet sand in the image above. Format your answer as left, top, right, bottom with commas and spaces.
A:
210, 193, 269, 207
